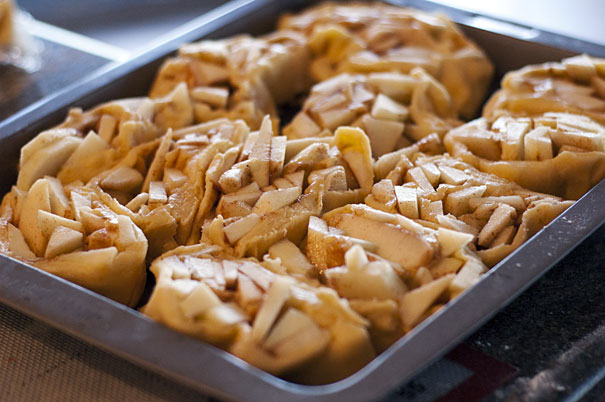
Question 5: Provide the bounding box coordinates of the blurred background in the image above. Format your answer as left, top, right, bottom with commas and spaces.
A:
15, 0, 605, 53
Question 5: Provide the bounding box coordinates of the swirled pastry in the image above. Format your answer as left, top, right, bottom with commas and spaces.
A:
279, 2, 494, 119
142, 243, 375, 384
484, 55, 605, 125
16, 86, 198, 192
0, 179, 147, 306
150, 31, 311, 129
283, 70, 461, 154
444, 112, 605, 199
370, 144, 572, 267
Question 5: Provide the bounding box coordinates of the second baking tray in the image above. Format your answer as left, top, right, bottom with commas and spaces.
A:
1, 0, 605, 401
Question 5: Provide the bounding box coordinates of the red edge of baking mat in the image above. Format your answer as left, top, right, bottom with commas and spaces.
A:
438, 344, 518, 402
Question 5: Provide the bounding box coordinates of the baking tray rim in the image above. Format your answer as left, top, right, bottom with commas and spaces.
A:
1, 0, 604, 400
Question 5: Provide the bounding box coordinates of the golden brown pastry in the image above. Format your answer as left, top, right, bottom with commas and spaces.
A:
283, 70, 461, 154
484, 55, 605, 125
15, 86, 199, 192
0, 0, 13, 47
370, 147, 572, 267
150, 31, 311, 129
444, 112, 605, 199
142, 243, 375, 384
279, 2, 494, 119
0, 180, 147, 306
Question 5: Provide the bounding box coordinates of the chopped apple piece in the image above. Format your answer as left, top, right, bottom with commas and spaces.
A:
478, 204, 516, 247
190, 86, 229, 108
45, 226, 83, 259
252, 187, 301, 214
45, 176, 70, 217
272, 178, 293, 190
550, 127, 605, 152
309, 166, 348, 191
365, 179, 397, 213
334, 127, 374, 192
415, 267, 433, 286
405, 167, 434, 194
251, 276, 293, 342
469, 195, 525, 212
264, 308, 327, 354
268, 239, 314, 276
224, 214, 260, 244
361, 115, 404, 157
37, 210, 83, 238
285, 171, 305, 189
371, 94, 409, 122
400, 273, 454, 329
344, 244, 369, 271
437, 227, 474, 257
98, 114, 118, 143
436, 214, 478, 236
419, 163, 440, 187
149, 181, 168, 205
317, 108, 356, 130
395, 186, 419, 219
295, 318, 375, 385
57, 131, 113, 184
163, 168, 188, 193
325, 211, 433, 272
444, 185, 486, 216
19, 178, 52, 256
438, 166, 469, 185
70, 191, 91, 221
501, 120, 530, 160
449, 259, 486, 296
306, 216, 376, 270
270, 136, 287, 177
420, 200, 444, 221
285, 112, 322, 138
7, 224, 36, 259
368, 72, 417, 102
430, 257, 464, 277
325, 256, 407, 300
180, 281, 222, 319
491, 225, 516, 247
249, 116, 273, 188
17, 131, 82, 191
101, 166, 144, 193
126, 193, 149, 212
524, 127, 553, 161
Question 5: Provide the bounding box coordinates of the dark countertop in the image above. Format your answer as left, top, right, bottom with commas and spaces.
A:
377, 224, 605, 401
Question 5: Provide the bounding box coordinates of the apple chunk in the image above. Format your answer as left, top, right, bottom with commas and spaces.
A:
334, 127, 374, 192
268, 239, 314, 276
361, 115, 403, 157
7, 224, 36, 259
325, 246, 407, 300
19, 178, 52, 257
180, 281, 222, 319
399, 273, 454, 330
437, 227, 474, 257
252, 187, 301, 214
45, 226, 84, 259
325, 212, 433, 273
251, 276, 293, 342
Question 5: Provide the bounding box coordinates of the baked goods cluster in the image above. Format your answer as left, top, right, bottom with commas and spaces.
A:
0, 0, 13, 47
1, 2, 603, 384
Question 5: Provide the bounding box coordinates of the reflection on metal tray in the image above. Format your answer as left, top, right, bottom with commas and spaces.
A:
0, 0, 604, 401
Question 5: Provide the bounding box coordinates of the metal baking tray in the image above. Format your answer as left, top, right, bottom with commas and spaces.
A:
1, 0, 604, 401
